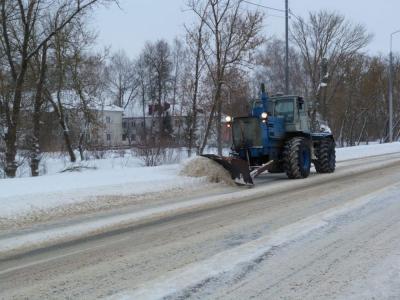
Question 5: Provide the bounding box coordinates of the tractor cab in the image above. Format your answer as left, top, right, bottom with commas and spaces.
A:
268, 95, 311, 133
229, 90, 310, 156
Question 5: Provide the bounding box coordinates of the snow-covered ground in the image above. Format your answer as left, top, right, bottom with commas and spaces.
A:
114, 182, 400, 300
0, 142, 399, 229
1, 145, 400, 299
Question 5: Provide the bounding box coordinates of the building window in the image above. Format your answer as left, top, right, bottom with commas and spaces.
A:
123, 122, 126, 128
106, 116, 111, 123
131, 134, 136, 141
133, 121, 136, 127
107, 134, 111, 141
122, 134, 126, 141
141, 122, 144, 128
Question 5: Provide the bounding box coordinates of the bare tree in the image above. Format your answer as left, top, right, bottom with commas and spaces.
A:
184, 7, 207, 156
105, 50, 137, 109
70, 39, 106, 160
255, 38, 307, 96
0, 0, 116, 177
291, 10, 372, 121
142, 40, 173, 143
134, 53, 150, 143
29, 41, 48, 176
187, 0, 264, 155
45, 16, 106, 162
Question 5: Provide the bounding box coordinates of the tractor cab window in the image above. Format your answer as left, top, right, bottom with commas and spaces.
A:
232, 117, 262, 149
274, 99, 294, 123
252, 99, 273, 115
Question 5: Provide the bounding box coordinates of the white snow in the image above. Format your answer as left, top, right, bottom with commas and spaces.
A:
336, 142, 400, 161
111, 182, 400, 300
0, 163, 204, 222
180, 156, 235, 185
0, 142, 399, 228
339, 252, 400, 299
0, 144, 399, 259
319, 82, 328, 88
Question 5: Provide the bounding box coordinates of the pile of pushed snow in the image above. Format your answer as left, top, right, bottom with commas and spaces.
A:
180, 156, 234, 185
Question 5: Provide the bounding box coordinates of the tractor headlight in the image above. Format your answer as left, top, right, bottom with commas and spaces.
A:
225, 116, 232, 122
261, 112, 268, 119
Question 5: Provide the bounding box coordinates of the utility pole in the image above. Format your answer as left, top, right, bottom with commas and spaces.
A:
243, 1, 289, 93
389, 30, 400, 143
389, 49, 394, 143
285, 0, 289, 94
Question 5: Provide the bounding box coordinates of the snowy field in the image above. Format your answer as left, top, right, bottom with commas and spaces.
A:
0, 143, 399, 229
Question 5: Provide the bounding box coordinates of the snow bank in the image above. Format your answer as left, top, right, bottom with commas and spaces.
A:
180, 156, 234, 186
0, 163, 206, 227
0, 145, 400, 259
0, 142, 399, 229
336, 142, 400, 161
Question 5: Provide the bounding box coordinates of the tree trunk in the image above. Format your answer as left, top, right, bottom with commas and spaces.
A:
141, 87, 147, 143
60, 117, 76, 162
188, 48, 201, 156
5, 66, 29, 177
48, 90, 76, 163
217, 94, 223, 156
78, 129, 86, 161
5, 130, 18, 178
30, 42, 48, 177
30, 108, 41, 176
200, 84, 222, 154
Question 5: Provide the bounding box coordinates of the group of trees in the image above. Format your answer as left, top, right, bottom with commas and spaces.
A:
257, 11, 398, 147
0, 0, 115, 178
0, 0, 399, 178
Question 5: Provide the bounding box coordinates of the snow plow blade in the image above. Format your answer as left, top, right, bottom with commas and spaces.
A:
201, 154, 253, 186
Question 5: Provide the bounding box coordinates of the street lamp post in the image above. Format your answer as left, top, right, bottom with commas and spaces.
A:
389, 30, 400, 143
285, 0, 289, 94
243, 1, 289, 93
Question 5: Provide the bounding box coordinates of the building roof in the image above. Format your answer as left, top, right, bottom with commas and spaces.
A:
48, 90, 124, 113
101, 104, 124, 112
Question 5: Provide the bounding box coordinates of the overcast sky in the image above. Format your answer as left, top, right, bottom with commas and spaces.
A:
92, 0, 400, 58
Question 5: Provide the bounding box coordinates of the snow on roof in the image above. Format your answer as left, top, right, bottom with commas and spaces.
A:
49, 90, 123, 113
101, 104, 124, 112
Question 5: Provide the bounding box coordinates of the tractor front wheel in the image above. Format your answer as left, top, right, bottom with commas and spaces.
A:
283, 137, 311, 179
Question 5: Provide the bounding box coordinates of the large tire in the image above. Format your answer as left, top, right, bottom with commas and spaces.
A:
283, 137, 311, 179
314, 138, 336, 173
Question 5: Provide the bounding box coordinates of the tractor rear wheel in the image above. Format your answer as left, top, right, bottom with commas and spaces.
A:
314, 138, 336, 173
283, 137, 311, 179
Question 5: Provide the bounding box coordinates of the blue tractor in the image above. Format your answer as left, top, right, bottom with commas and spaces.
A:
203, 84, 336, 185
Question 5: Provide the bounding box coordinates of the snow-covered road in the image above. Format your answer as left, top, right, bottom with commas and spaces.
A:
1, 150, 400, 299
1, 142, 399, 231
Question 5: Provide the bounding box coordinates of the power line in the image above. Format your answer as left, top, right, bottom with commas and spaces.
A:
288, 9, 301, 22
242, 0, 286, 13
244, 0, 290, 93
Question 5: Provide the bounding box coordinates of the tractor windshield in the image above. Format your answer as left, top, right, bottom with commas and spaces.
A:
274, 99, 294, 122
232, 117, 262, 149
